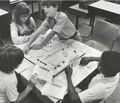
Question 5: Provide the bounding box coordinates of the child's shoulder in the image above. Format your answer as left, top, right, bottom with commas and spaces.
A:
30, 16, 34, 21
59, 11, 67, 17
10, 22, 18, 27
58, 11, 68, 19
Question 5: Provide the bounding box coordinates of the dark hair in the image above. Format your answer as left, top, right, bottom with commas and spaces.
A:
42, 0, 61, 11
13, 2, 31, 26
0, 44, 24, 73
101, 51, 120, 76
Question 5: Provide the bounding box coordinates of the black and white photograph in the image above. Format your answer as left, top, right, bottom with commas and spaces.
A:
0, 0, 120, 103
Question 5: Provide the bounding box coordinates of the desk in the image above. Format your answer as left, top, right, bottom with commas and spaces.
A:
88, 0, 120, 33
10, 0, 23, 4
16, 38, 102, 103
69, 3, 91, 30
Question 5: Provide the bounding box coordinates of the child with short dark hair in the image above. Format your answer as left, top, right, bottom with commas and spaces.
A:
0, 44, 39, 103
65, 51, 120, 103
23, 0, 82, 54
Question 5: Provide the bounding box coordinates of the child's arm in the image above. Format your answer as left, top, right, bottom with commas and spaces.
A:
30, 17, 36, 32
80, 57, 100, 66
31, 31, 56, 49
23, 19, 49, 54
11, 73, 39, 103
23, 28, 42, 54
65, 66, 82, 103
10, 23, 30, 45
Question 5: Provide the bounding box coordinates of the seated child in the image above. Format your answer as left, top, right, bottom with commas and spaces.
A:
0, 44, 39, 103
65, 51, 120, 103
10, 2, 36, 45
23, 0, 82, 54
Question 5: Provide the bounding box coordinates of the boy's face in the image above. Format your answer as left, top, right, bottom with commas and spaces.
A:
43, 5, 58, 17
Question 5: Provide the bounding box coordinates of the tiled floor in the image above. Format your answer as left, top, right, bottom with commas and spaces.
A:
1, 7, 120, 103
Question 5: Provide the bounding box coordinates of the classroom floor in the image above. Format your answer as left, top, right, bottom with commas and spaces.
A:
1, 8, 120, 103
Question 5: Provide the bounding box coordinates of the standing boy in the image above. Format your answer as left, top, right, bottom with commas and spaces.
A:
65, 51, 120, 103
23, 0, 82, 54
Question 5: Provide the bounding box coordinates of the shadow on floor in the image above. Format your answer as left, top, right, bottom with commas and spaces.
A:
22, 92, 44, 103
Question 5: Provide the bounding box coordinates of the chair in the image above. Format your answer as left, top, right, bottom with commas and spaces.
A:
84, 19, 119, 52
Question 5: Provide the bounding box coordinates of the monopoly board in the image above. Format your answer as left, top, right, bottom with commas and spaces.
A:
25, 40, 85, 76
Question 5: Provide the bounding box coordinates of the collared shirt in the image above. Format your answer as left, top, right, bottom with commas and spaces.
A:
37, 11, 77, 39
78, 73, 119, 103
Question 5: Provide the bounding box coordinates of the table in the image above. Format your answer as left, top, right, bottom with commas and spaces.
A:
16, 37, 102, 103
88, 0, 120, 33
69, 3, 91, 30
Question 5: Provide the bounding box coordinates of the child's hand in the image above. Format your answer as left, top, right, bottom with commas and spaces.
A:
65, 65, 73, 78
80, 57, 92, 66
39, 79, 46, 84
23, 44, 30, 54
28, 73, 39, 88
31, 44, 42, 50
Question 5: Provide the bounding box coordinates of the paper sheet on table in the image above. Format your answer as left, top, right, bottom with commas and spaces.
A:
80, 67, 89, 75
28, 49, 44, 58
79, 62, 98, 76
32, 65, 53, 82
72, 65, 80, 76
70, 41, 89, 52
87, 62, 98, 69
55, 72, 67, 86
41, 91, 62, 103
41, 82, 67, 99
15, 59, 34, 73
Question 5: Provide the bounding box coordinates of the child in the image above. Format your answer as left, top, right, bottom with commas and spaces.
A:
10, 2, 36, 45
0, 44, 39, 103
65, 51, 120, 103
23, 0, 82, 54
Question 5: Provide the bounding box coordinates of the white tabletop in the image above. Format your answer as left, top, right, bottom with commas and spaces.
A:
89, 0, 120, 15
19, 39, 102, 103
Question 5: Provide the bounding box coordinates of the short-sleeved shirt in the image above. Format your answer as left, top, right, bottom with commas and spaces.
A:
0, 71, 19, 103
10, 17, 36, 45
78, 73, 119, 103
36, 11, 78, 39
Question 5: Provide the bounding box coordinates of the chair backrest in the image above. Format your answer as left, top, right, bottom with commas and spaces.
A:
91, 19, 119, 50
